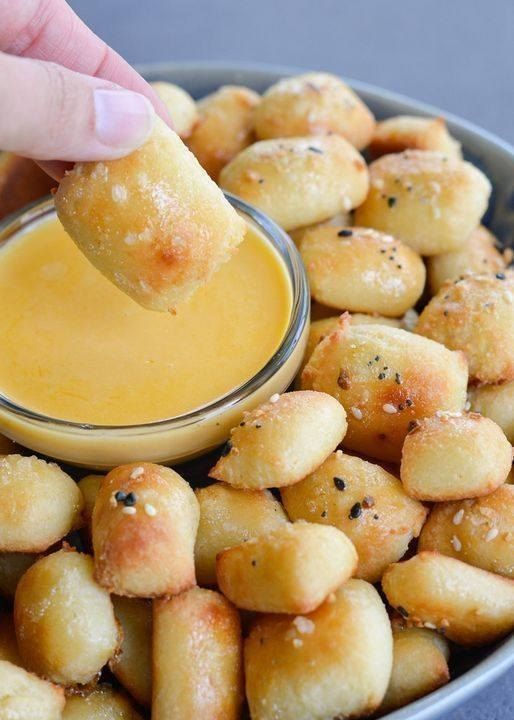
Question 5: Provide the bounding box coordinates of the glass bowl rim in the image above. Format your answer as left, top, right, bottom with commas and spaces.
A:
0, 193, 309, 436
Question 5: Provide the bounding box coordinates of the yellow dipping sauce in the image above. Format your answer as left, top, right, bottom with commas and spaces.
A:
0, 216, 292, 425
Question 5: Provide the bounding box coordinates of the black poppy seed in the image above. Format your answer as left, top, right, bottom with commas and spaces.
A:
375, 355, 380, 361
398, 606, 409, 618
443, 310, 449, 316
255, 423, 262, 429
373, 514, 380, 520
258, 178, 264, 184
308, 146, 323, 154
338, 229, 353, 237
387, 196, 397, 208
378, 372, 386, 380
383, 366, 389, 371
406, 398, 413, 407
114, 490, 127, 503
443, 294, 450, 300
349, 502, 362, 520
333, 476, 346, 491
389, 256, 395, 261
321, 510, 327, 518
397, 264, 403, 269
380, 248, 387, 253
395, 373, 402, 384
221, 441, 232, 456
496, 272, 506, 280
251, 560, 257, 567
124, 492, 137, 507
398, 403, 405, 411
240, 421, 245, 427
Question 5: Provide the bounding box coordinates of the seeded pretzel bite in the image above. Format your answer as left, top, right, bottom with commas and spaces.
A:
219, 135, 369, 232
0, 552, 38, 597
0, 660, 65, 720
369, 116, 461, 159
150, 81, 199, 138
186, 85, 260, 179
378, 627, 450, 714
110, 596, 152, 706
299, 226, 425, 316
209, 391, 347, 489
470, 380, 514, 443
0, 455, 83, 552
0, 152, 55, 221
0, 611, 21, 665
288, 212, 351, 245
93, 462, 199, 597
14, 549, 119, 686
416, 273, 514, 384
427, 225, 506, 294
216, 522, 357, 613
281, 451, 427, 583
382, 551, 514, 646
254, 72, 375, 150
245, 579, 392, 720
153, 587, 243, 720
418, 485, 514, 578
55, 117, 246, 312
63, 685, 142, 719
354, 150, 491, 256
301, 319, 468, 462
401, 412, 511, 501
195, 483, 288, 586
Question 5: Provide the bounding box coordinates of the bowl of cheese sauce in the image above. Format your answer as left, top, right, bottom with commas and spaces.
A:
0, 195, 309, 467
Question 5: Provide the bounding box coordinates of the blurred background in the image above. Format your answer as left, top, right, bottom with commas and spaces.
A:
69, 0, 514, 144
66, 1, 513, 718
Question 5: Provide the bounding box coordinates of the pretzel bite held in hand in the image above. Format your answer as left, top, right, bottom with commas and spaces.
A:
92, 462, 199, 597
400, 412, 511, 501
14, 549, 119, 686
470, 379, 514, 443
0, 660, 65, 720
209, 391, 347, 489
369, 115, 461, 159
195, 483, 288, 586
151, 81, 199, 138
427, 225, 506, 294
62, 685, 142, 719
378, 627, 450, 714
187, 85, 260, 179
216, 522, 357, 613
418, 484, 514, 578
416, 273, 514, 383
0, 455, 83, 553
254, 72, 375, 149
382, 551, 514, 646
219, 135, 369, 231
299, 226, 425, 316
301, 318, 468, 462
245, 579, 392, 720
281, 451, 427, 583
110, 596, 152, 706
354, 150, 491, 255
153, 587, 243, 720
55, 117, 246, 312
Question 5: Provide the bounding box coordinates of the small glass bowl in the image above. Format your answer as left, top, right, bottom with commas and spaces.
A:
0, 194, 310, 469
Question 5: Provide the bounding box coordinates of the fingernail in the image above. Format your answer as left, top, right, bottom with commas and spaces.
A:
94, 89, 155, 149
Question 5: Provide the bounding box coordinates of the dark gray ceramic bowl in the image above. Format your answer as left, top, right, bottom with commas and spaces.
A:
139, 62, 514, 720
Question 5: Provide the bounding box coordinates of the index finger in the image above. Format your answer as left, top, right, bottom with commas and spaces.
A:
0, 0, 171, 123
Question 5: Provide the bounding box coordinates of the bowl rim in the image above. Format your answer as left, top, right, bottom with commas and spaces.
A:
0, 192, 309, 434
138, 59, 514, 719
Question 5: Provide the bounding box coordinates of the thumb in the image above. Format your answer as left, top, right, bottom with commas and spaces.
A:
0, 51, 156, 162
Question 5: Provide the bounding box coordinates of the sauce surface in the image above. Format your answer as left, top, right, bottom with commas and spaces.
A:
0, 215, 291, 425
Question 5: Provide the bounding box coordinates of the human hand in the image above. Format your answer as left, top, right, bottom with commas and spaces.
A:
0, 0, 170, 177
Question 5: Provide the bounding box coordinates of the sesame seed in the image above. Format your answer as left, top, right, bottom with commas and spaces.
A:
109, 494, 117, 508
144, 503, 157, 517
293, 616, 315, 634
122, 506, 137, 515
453, 509, 465, 525
130, 466, 144, 479
292, 638, 303, 648
350, 406, 363, 420
450, 535, 462, 552
424, 622, 437, 630
383, 403, 397, 414
485, 527, 499, 542
269, 393, 280, 403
